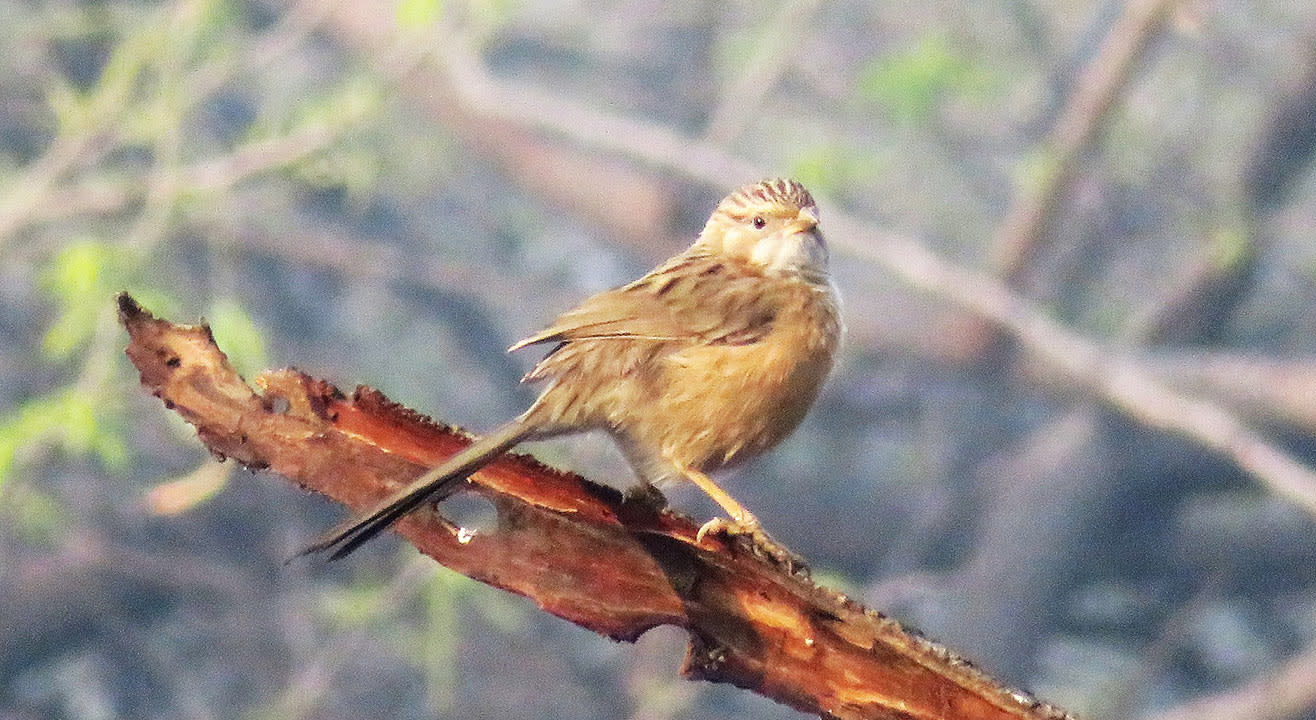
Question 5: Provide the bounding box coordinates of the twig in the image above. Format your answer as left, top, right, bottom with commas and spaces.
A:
428, 27, 760, 188
5, 0, 336, 236
33, 118, 367, 226
823, 215, 1316, 518
990, 0, 1183, 280
0, 90, 114, 247
700, 0, 826, 145
1138, 352, 1316, 433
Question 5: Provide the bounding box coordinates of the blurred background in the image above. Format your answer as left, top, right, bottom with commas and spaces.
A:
3, 0, 1316, 718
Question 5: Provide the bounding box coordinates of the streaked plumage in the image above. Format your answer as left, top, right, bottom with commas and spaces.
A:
304, 178, 841, 559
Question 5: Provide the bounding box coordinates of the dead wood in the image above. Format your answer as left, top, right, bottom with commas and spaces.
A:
116, 292, 1074, 720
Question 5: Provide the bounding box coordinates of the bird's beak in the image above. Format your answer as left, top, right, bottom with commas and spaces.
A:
787, 207, 819, 235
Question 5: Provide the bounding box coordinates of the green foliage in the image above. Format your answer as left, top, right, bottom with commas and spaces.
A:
397, 0, 443, 29
857, 33, 995, 125
291, 75, 387, 133
15, 240, 168, 494
271, 75, 388, 200
1206, 223, 1253, 272
6, 0, 381, 524
458, 0, 517, 46
43, 0, 235, 137
46, 15, 158, 134
790, 143, 881, 199
0, 483, 67, 547
713, 32, 756, 87
790, 146, 841, 198
294, 137, 384, 203
40, 239, 128, 360
1014, 147, 1062, 198
207, 297, 270, 379
317, 579, 400, 629
413, 567, 528, 713
421, 567, 460, 713
0, 387, 129, 491
808, 567, 860, 598
314, 562, 529, 714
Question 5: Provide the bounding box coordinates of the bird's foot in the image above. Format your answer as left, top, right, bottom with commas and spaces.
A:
696, 517, 810, 576
695, 516, 748, 543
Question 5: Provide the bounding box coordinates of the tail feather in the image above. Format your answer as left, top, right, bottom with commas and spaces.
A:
298, 419, 531, 560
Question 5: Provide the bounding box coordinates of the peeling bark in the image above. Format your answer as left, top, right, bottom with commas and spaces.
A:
117, 293, 1074, 720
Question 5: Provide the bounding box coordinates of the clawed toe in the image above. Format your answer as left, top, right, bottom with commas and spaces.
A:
696, 516, 758, 543
695, 516, 808, 575
694, 515, 758, 544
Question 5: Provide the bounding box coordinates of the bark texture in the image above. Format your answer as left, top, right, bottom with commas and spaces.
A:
118, 293, 1074, 720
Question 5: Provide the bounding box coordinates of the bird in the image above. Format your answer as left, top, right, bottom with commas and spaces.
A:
303, 178, 842, 561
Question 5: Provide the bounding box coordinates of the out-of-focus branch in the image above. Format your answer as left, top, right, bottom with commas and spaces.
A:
939, 0, 1184, 362
990, 0, 1182, 280
1143, 641, 1316, 720
1242, 33, 1316, 212
424, 23, 758, 188
324, 7, 680, 258
0, 81, 114, 246
334, 18, 1316, 518
35, 116, 367, 227
835, 222, 1316, 517
1140, 353, 1316, 434
700, 0, 826, 145
117, 293, 1075, 720
0, 0, 332, 246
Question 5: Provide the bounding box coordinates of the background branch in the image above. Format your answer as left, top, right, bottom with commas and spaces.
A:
990, 0, 1182, 279
6, 3, 1315, 717
321, 10, 1316, 519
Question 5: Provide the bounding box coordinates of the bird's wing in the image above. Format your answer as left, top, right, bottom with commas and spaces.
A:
509, 253, 776, 352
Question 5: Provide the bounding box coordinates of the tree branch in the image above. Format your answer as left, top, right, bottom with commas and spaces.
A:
990, 0, 1182, 280
1144, 640, 1316, 720
116, 292, 1073, 720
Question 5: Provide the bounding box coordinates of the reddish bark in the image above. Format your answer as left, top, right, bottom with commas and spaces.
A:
117, 293, 1073, 720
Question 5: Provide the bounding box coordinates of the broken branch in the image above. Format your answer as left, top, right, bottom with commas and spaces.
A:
117, 292, 1073, 720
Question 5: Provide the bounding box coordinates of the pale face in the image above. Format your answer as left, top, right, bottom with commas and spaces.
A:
747, 205, 827, 277
696, 179, 829, 281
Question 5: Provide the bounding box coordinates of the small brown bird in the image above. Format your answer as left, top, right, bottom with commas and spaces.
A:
305, 178, 841, 560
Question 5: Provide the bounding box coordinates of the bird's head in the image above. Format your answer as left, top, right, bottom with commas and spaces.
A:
696, 178, 828, 281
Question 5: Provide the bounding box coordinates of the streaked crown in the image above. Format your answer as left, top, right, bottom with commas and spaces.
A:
714, 178, 818, 223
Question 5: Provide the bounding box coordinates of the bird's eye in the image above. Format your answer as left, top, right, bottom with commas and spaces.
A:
751, 216, 767, 230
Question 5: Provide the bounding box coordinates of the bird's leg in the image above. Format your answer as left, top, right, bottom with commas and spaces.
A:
680, 466, 808, 574
680, 466, 760, 541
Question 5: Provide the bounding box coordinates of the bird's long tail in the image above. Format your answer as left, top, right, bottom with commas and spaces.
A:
298, 418, 532, 560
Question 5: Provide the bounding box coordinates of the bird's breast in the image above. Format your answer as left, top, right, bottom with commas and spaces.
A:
629, 278, 841, 472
